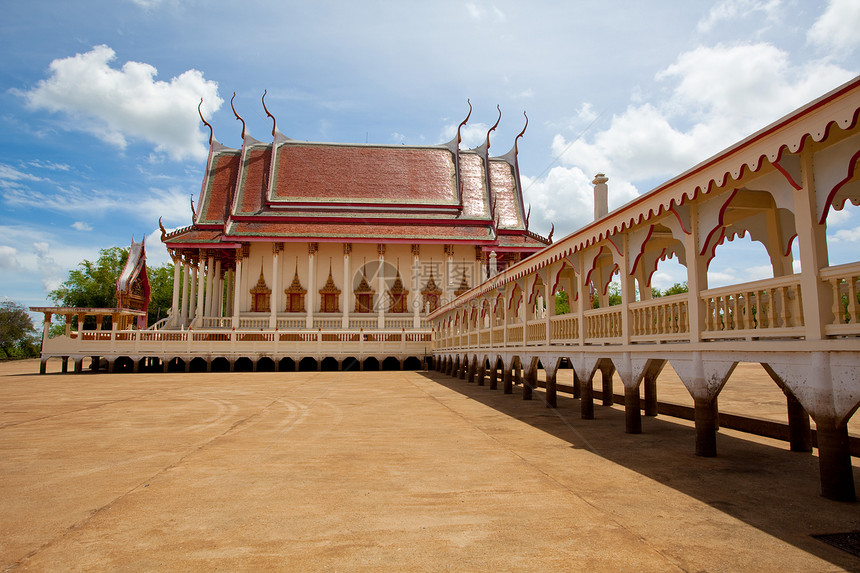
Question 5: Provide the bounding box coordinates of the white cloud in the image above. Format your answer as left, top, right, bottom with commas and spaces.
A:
72, 221, 93, 231
27, 159, 70, 172
33, 242, 65, 294
808, 0, 860, 53
440, 121, 495, 149
3, 183, 192, 227
0, 246, 20, 271
20, 45, 222, 161
830, 226, 860, 242
0, 164, 45, 186
525, 42, 854, 239
697, 0, 782, 33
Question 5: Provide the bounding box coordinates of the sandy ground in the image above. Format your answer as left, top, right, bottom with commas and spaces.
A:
1, 358, 858, 572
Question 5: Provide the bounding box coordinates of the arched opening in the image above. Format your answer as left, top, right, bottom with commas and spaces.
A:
342, 356, 360, 371
257, 357, 276, 372
825, 200, 860, 266
279, 357, 296, 372
321, 357, 339, 371
299, 357, 318, 372
189, 357, 208, 373
403, 356, 422, 370
382, 357, 401, 371
235, 357, 254, 372
363, 357, 380, 371
167, 357, 186, 372
708, 234, 774, 287
211, 357, 231, 372
113, 356, 134, 373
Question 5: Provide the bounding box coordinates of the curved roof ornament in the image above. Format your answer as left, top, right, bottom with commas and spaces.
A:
190, 194, 197, 220
456, 99, 472, 146
548, 223, 555, 243
485, 105, 501, 150
262, 90, 277, 137
230, 92, 246, 140
198, 98, 214, 146
525, 204, 531, 230
514, 111, 528, 155
158, 216, 167, 241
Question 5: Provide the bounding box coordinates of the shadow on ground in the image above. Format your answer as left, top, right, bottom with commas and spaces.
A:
421, 370, 860, 570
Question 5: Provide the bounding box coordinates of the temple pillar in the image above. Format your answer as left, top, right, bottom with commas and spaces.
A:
412, 245, 421, 328
625, 385, 642, 434
694, 397, 718, 457
600, 362, 615, 406
523, 361, 535, 401
170, 255, 182, 327
180, 258, 191, 327
444, 245, 454, 306
213, 258, 223, 318
544, 359, 559, 408
503, 364, 513, 394
342, 244, 350, 328
307, 243, 317, 329
189, 263, 198, 326
377, 244, 385, 329
489, 360, 498, 390
816, 418, 856, 501
194, 251, 205, 325
270, 244, 280, 329
205, 251, 215, 319
644, 370, 658, 416
232, 255, 243, 328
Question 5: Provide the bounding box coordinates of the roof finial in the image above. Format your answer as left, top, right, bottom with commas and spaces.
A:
525, 204, 531, 230
190, 194, 197, 220
198, 98, 214, 146
514, 111, 528, 155
548, 223, 555, 243
262, 90, 277, 137
230, 92, 246, 140
456, 99, 472, 146
485, 104, 501, 150
158, 216, 167, 241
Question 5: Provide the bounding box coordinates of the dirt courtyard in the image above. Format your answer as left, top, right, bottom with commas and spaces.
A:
1, 359, 859, 571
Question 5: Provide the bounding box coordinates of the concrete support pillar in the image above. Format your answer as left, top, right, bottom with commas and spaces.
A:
625, 385, 642, 434
572, 370, 581, 399
523, 364, 536, 401
545, 368, 557, 408
600, 363, 614, 406
74, 358, 83, 374
91, 356, 100, 372
816, 418, 856, 501
162, 359, 169, 373
458, 358, 467, 380
476, 362, 485, 386
694, 397, 718, 457
61, 357, 68, 373
786, 391, 813, 452
503, 367, 513, 394
580, 373, 594, 420
467, 359, 476, 383
489, 362, 498, 390
133, 359, 140, 373
40, 360, 47, 375
644, 371, 658, 416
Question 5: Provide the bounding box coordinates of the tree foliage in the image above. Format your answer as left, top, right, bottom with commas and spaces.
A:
0, 300, 39, 359
48, 246, 174, 329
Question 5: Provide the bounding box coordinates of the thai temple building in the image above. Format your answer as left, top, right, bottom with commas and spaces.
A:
158, 98, 549, 336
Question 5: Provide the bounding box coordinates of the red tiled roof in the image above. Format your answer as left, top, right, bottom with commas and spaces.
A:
226, 220, 494, 242
269, 144, 458, 205
197, 152, 239, 225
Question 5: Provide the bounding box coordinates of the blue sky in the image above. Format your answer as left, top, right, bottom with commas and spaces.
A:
2, 0, 859, 314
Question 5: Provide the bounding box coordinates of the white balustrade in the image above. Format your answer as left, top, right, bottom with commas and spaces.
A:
630, 294, 689, 342
821, 261, 860, 336
700, 275, 804, 339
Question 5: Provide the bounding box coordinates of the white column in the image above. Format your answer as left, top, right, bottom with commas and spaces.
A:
342, 244, 351, 328
445, 245, 454, 306
225, 269, 233, 317
180, 259, 191, 327
306, 244, 317, 328
412, 247, 421, 328
194, 251, 205, 326
204, 252, 215, 318
170, 255, 181, 327
544, 270, 554, 345
232, 256, 243, 328
270, 244, 280, 329
377, 245, 385, 329
213, 258, 223, 319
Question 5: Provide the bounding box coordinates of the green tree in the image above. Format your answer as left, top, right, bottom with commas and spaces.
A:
651, 282, 689, 298
0, 300, 39, 359
555, 290, 569, 314
49, 247, 174, 329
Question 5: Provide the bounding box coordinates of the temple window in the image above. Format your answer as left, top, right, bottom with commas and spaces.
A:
284, 262, 307, 313
250, 265, 271, 312
354, 266, 375, 313
421, 267, 443, 313
318, 265, 341, 313
388, 266, 409, 313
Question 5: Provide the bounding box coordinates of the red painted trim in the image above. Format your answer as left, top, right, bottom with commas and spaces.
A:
820, 147, 860, 223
